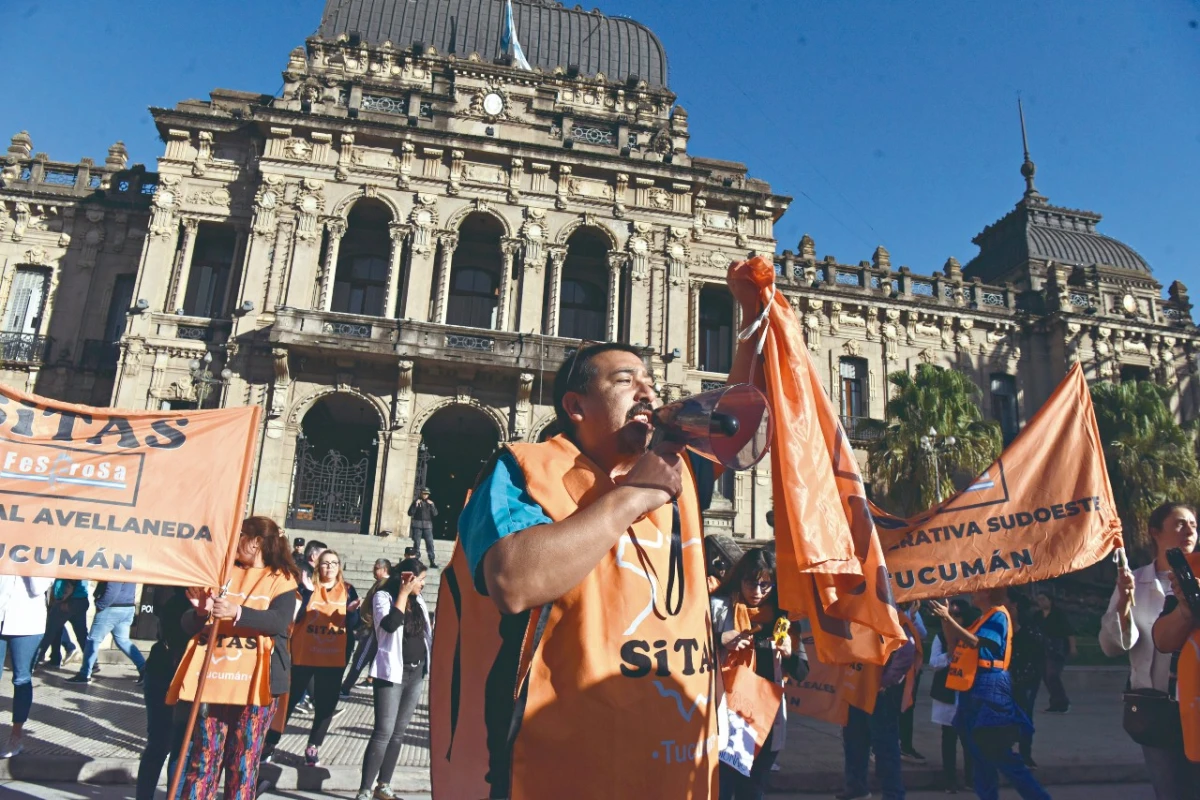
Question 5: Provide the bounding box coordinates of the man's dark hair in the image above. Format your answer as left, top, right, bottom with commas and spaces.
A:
303, 540, 328, 564
552, 342, 646, 434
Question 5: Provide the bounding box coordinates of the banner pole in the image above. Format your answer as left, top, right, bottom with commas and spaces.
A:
166, 614, 225, 800
166, 409, 253, 799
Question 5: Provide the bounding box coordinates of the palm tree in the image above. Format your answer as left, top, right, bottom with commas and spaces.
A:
866, 364, 1002, 517
1091, 380, 1200, 556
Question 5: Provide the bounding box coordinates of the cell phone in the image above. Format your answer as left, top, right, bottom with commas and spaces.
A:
400, 571, 414, 582
1166, 548, 1200, 616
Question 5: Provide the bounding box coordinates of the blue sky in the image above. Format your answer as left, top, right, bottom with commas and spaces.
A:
4, 0, 1198, 291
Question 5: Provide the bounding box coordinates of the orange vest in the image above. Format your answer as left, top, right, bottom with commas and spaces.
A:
168, 566, 298, 707
291, 581, 349, 667
1176, 553, 1200, 762
945, 607, 1011, 692
430, 435, 717, 800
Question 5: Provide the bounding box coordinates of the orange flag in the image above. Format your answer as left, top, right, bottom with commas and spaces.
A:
729, 256, 906, 667
0, 384, 259, 587
876, 363, 1123, 601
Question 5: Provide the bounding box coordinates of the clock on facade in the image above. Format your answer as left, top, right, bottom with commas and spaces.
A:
482, 92, 505, 117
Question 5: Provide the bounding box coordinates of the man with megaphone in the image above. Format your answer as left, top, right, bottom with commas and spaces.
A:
436, 272, 772, 800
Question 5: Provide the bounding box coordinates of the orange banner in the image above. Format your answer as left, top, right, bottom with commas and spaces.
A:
876, 363, 1122, 602
0, 384, 259, 587
718, 664, 784, 777
730, 256, 906, 667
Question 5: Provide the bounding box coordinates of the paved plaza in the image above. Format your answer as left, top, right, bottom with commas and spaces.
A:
0, 661, 1149, 795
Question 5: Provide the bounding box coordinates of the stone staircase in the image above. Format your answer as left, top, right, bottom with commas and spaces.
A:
290, 531, 455, 611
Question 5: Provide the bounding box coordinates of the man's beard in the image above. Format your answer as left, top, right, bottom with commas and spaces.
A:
616, 402, 655, 456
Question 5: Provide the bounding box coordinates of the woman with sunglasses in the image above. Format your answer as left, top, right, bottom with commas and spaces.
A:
285, 549, 361, 766
711, 548, 803, 799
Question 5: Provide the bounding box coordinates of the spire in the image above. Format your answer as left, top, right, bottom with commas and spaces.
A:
1018, 96, 1040, 199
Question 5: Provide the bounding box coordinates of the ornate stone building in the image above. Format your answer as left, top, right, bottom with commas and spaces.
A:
0, 0, 1196, 545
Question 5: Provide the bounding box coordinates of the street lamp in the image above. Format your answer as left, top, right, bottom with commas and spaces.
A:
188, 352, 232, 408
919, 426, 957, 503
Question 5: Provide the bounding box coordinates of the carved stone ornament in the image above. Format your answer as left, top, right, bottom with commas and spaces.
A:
918, 348, 935, 364
469, 80, 510, 122
520, 208, 547, 271
294, 179, 325, 242
283, 138, 313, 161
253, 175, 284, 237
149, 175, 180, 237
842, 340, 861, 357
23, 247, 49, 266
648, 188, 672, 211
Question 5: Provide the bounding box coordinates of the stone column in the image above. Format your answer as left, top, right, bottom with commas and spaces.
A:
367, 433, 388, 534
285, 221, 324, 311
543, 246, 567, 336
688, 280, 702, 366
606, 252, 628, 342
374, 429, 418, 537
253, 415, 299, 523
516, 239, 548, 334
496, 238, 520, 331
166, 218, 199, 313
384, 222, 409, 318
319, 219, 346, 312
432, 232, 459, 324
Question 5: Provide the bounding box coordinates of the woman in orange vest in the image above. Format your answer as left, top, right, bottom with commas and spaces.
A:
285, 548, 361, 766
927, 589, 1050, 800
168, 516, 300, 799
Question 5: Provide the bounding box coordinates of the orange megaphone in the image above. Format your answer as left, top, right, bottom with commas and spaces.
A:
652, 383, 772, 471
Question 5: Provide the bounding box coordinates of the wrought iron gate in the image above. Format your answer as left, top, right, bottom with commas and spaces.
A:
288, 439, 372, 532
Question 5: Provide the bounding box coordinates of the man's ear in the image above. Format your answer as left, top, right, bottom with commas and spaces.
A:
563, 391, 585, 423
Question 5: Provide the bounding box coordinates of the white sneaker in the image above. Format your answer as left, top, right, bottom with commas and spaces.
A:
0, 733, 23, 759
62, 648, 81, 666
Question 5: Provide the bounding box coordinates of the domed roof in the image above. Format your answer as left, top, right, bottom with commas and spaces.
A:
316, 0, 670, 88
965, 194, 1152, 284
1026, 223, 1150, 273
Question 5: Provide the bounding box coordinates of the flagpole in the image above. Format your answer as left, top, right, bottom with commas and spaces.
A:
166, 613, 226, 800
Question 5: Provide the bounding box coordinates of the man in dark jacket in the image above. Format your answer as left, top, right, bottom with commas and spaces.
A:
68, 581, 146, 684
408, 488, 439, 567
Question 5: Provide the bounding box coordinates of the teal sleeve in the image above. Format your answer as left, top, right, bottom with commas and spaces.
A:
459, 451, 553, 595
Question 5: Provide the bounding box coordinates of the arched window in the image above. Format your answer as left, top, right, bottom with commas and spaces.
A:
558, 228, 610, 340
449, 267, 499, 329
698, 286, 733, 373
447, 213, 504, 329
332, 200, 393, 317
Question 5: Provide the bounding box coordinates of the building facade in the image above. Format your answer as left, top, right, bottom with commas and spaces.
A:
1, 0, 1197, 545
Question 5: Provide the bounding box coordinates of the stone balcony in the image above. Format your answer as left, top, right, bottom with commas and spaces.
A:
271, 307, 581, 374
143, 312, 232, 346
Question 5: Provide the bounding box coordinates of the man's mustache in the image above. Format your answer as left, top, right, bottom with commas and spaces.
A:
626, 402, 655, 422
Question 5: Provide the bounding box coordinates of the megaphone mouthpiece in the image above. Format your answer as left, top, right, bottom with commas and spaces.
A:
710, 412, 740, 438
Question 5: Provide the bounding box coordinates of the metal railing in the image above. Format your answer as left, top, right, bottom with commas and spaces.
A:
840, 415, 883, 444
0, 332, 52, 366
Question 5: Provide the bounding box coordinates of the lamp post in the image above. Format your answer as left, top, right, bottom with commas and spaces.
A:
188, 352, 232, 408
919, 426, 957, 503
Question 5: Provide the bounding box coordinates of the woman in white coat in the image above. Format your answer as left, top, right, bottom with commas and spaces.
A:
1099, 501, 1197, 800
928, 598, 973, 793
0, 575, 55, 758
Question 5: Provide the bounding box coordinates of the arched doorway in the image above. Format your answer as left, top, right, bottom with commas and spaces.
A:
419, 405, 500, 540
447, 213, 504, 329
557, 228, 610, 340
288, 393, 381, 535
331, 199, 394, 317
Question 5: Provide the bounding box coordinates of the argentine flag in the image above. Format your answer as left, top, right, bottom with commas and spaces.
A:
501, 0, 532, 70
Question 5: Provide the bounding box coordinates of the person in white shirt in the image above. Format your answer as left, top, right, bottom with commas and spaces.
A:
928, 598, 974, 792
1100, 501, 1198, 800
0, 575, 55, 758
357, 558, 432, 800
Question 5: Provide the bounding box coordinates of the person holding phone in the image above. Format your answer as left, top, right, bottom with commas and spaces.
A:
356, 558, 431, 800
